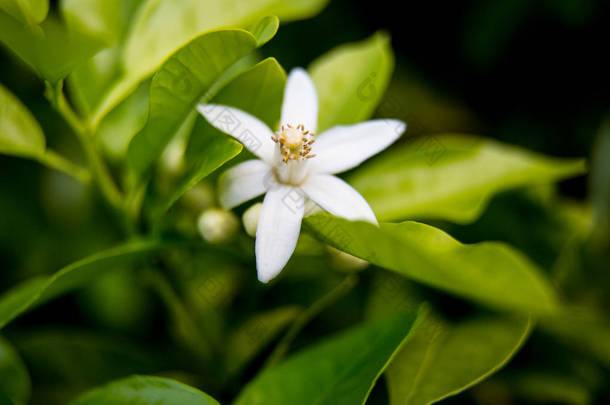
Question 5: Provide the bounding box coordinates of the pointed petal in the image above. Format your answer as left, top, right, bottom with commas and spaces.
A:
309, 120, 406, 174
256, 185, 305, 282
197, 104, 276, 164
219, 160, 273, 209
281, 68, 318, 133
301, 174, 377, 224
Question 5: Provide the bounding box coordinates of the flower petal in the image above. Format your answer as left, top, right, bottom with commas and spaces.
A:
281, 68, 318, 133
256, 185, 305, 282
309, 120, 406, 174
197, 104, 276, 164
301, 174, 377, 224
219, 160, 273, 209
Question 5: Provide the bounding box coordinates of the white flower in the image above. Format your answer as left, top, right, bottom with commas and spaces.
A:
198, 68, 405, 283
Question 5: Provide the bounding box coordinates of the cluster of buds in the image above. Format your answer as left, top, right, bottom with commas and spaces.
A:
271, 123, 316, 162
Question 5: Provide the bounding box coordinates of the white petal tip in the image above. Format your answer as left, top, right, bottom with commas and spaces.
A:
256, 264, 282, 283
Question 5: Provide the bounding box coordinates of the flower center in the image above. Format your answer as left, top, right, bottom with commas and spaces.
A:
271, 124, 316, 163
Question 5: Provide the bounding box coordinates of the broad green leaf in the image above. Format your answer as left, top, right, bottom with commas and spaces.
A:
224, 306, 301, 375
0, 83, 89, 181
234, 309, 423, 405
385, 313, 532, 405
0, 240, 160, 329
126, 27, 273, 181
88, 0, 294, 126
304, 214, 559, 314
309, 31, 394, 132
0, 83, 45, 158
0, 11, 104, 83
349, 134, 586, 223
0, 0, 47, 24
97, 79, 150, 161
68, 375, 219, 405
61, 0, 143, 45
155, 57, 285, 215
0, 337, 30, 405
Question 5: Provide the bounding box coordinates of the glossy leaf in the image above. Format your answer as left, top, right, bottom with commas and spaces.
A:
349, 134, 586, 223
126, 27, 272, 181
305, 214, 559, 314
0, 11, 103, 83
309, 31, 394, 132
234, 309, 422, 405
155, 57, 285, 215
60, 0, 142, 45
68, 375, 219, 405
0, 83, 45, 158
385, 313, 532, 405
0, 83, 89, 182
0, 240, 160, 329
0, 0, 48, 24
89, 0, 293, 125
0, 337, 30, 405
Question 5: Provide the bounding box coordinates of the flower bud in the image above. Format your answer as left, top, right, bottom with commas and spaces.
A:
197, 208, 239, 243
242, 202, 263, 237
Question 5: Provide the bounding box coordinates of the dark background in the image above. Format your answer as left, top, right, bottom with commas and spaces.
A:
267, 0, 609, 178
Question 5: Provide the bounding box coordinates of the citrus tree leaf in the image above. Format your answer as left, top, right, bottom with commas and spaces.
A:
0, 11, 104, 83
309, 31, 394, 132
234, 309, 423, 405
304, 214, 559, 314
0, 83, 89, 181
125, 27, 273, 182
88, 0, 322, 126
0, 337, 30, 405
349, 134, 586, 223
0, 240, 160, 329
385, 313, 532, 405
68, 375, 219, 405
0, 0, 48, 24
0, 83, 45, 158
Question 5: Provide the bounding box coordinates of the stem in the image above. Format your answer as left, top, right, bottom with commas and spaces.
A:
47, 81, 123, 210
264, 275, 359, 368
39, 150, 91, 184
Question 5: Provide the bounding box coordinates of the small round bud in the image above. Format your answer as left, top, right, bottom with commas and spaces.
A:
242, 202, 263, 237
197, 208, 239, 243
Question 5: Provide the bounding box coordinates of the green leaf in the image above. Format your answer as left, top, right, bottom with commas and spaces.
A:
0, 0, 48, 24
68, 375, 219, 405
126, 27, 270, 182
0, 11, 104, 83
0, 83, 45, 158
304, 214, 559, 314
385, 313, 532, 405
309, 31, 394, 132
0, 83, 89, 182
349, 134, 586, 223
0, 240, 160, 329
234, 309, 423, 405
0, 337, 30, 405
60, 0, 143, 45
155, 57, 285, 216
88, 0, 312, 126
